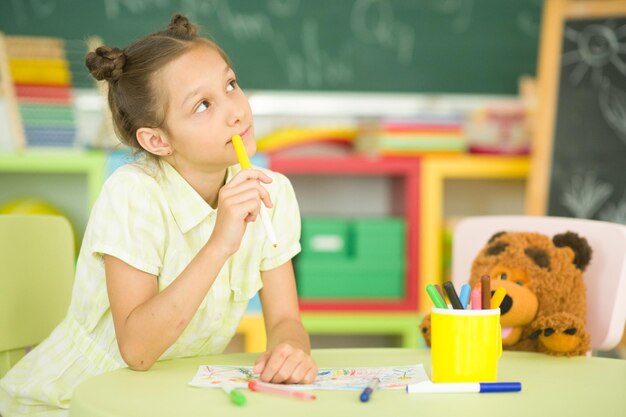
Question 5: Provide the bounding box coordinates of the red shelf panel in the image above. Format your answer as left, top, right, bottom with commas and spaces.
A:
269, 155, 421, 312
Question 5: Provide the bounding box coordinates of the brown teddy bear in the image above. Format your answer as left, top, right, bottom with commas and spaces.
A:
420, 230, 592, 356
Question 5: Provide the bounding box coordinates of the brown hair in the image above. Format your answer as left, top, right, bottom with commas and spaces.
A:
85, 14, 231, 156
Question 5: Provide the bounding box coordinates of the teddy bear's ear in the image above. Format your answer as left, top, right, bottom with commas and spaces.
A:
487, 231, 507, 243
553, 231, 593, 271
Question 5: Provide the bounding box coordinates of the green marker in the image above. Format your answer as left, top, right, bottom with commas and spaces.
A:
426, 284, 448, 309
221, 381, 246, 406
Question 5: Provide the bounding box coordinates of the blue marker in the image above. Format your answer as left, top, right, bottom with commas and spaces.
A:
459, 283, 471, 309
359, 377, 380, 402
406, 382, 522, 394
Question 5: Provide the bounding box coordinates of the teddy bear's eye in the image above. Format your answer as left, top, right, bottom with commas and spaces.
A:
498, 273, 508, 280
515, 280, 524, 286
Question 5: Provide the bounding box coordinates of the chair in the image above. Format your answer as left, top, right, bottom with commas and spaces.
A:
451, 215, 626, 352
0, 214, 75, 377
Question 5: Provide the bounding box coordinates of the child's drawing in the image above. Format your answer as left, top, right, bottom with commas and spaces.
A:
189, 364, 429, 390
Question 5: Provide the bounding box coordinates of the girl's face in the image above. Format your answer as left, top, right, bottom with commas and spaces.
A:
159, 43, 255, 171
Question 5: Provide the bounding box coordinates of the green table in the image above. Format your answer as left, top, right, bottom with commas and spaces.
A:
70, 348, 626, 417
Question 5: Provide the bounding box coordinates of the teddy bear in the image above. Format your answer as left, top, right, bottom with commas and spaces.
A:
420, 230, 593, 356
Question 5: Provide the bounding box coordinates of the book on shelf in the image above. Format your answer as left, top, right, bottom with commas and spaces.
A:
0, 34, 78, 149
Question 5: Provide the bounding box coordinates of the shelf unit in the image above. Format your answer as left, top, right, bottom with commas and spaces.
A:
235, 313, 423, 353
269, 154, 421, 311
0, 150, 530, 352
0, 150, 106, 240
418, 154, 530, 311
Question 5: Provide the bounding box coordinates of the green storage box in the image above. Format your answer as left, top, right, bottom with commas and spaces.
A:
300, 218, 351, 259
295, 258, 405, 299
353, 218, 405, 261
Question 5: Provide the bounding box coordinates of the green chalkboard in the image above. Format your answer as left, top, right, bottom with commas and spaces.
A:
0, 0, 542, 93
547, 16, 626, 224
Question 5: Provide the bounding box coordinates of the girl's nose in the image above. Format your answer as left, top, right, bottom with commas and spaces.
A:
226, 100, 244, 126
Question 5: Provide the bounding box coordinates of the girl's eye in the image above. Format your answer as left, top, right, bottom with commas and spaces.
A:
194, 100, 210, 113
226, 79, 237, 92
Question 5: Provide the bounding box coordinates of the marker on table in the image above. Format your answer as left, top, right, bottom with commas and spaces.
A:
491, 287, 507, 309
359, 377, 380, 402
221, 381, 246, 406
231, 134, 278, 248
426, 284, 447, 309
459, 283, 471, 309
248, 380, 317, 400
406, 382, 522, 394
443, 281, 464, 310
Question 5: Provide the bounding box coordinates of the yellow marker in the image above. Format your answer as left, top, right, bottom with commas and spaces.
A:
232, 134, 277, 247
490, 287, 507, 309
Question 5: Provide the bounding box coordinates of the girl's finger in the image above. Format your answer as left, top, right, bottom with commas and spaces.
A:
259, 351, 287, 383
285, 360, 310, 384
227, 169, 272, 187
302, 366, 318, 384
253, 351, 271, 374
223, 182, 273, 208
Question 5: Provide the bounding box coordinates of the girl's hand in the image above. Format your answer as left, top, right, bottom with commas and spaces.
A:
253, 343, 318, 384
209, 169, 273, 257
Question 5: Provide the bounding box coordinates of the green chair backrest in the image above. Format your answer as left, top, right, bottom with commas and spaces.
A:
0, 214, 75, 377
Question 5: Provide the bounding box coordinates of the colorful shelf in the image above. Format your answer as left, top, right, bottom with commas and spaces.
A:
419, 154, 529, 311
270, 155, 421, 312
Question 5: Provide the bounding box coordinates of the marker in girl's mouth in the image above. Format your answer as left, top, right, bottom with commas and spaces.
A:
232, 134, 277, 248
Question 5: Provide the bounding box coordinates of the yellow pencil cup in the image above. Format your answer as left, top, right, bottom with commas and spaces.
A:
430, 307, 502, 383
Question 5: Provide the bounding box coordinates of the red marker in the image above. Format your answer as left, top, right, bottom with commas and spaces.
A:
248, 380, 316, 400
471, 288, 482, 310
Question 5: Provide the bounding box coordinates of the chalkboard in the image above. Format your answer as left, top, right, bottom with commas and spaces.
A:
528, 1, 626, 224
0, 0, 541, 93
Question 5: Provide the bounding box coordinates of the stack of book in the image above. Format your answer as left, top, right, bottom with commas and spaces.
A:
6, 36, 76, 147
356, 115, 466, 156
256, 127, 356, 157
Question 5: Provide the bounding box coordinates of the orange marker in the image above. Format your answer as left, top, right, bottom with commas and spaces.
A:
490, 287, 507, 309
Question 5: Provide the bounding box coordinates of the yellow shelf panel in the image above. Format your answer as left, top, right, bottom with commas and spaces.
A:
236, 314, 266, 353
0, 150, 107, 205
419, 155, 530, 311
236, 312, 427, 352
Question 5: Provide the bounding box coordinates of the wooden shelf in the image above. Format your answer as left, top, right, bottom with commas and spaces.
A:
419, 154, 530, 311
0, 149, 106, 204
270, 155, 421, 312
236, 312, 425, 352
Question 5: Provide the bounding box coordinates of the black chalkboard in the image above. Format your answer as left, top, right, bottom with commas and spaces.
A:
0, 0, 541, 93
548, 16, 626, 223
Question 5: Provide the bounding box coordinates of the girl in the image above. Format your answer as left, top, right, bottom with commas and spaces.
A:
0, 14, 317, 417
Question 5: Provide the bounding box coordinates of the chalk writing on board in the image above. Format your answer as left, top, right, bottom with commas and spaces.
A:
599, 80, 626, 145
9, 0, 57, 24
560, 172, 613, 219
425, 0, 474, 33
561, 21, 626, 86
350, 0, 415, 64
560, 18, 626, 143
1, 0, 542, 92
552, 18, 626, 225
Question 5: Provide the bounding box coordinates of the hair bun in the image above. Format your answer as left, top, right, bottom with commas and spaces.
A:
85, 46, 126, 82
167, 14, 197, 38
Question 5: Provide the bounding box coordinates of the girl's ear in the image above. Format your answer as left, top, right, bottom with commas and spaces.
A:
136, 127, 172, 156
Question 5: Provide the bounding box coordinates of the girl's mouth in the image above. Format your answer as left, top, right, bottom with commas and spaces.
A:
239, 127, 250, 139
